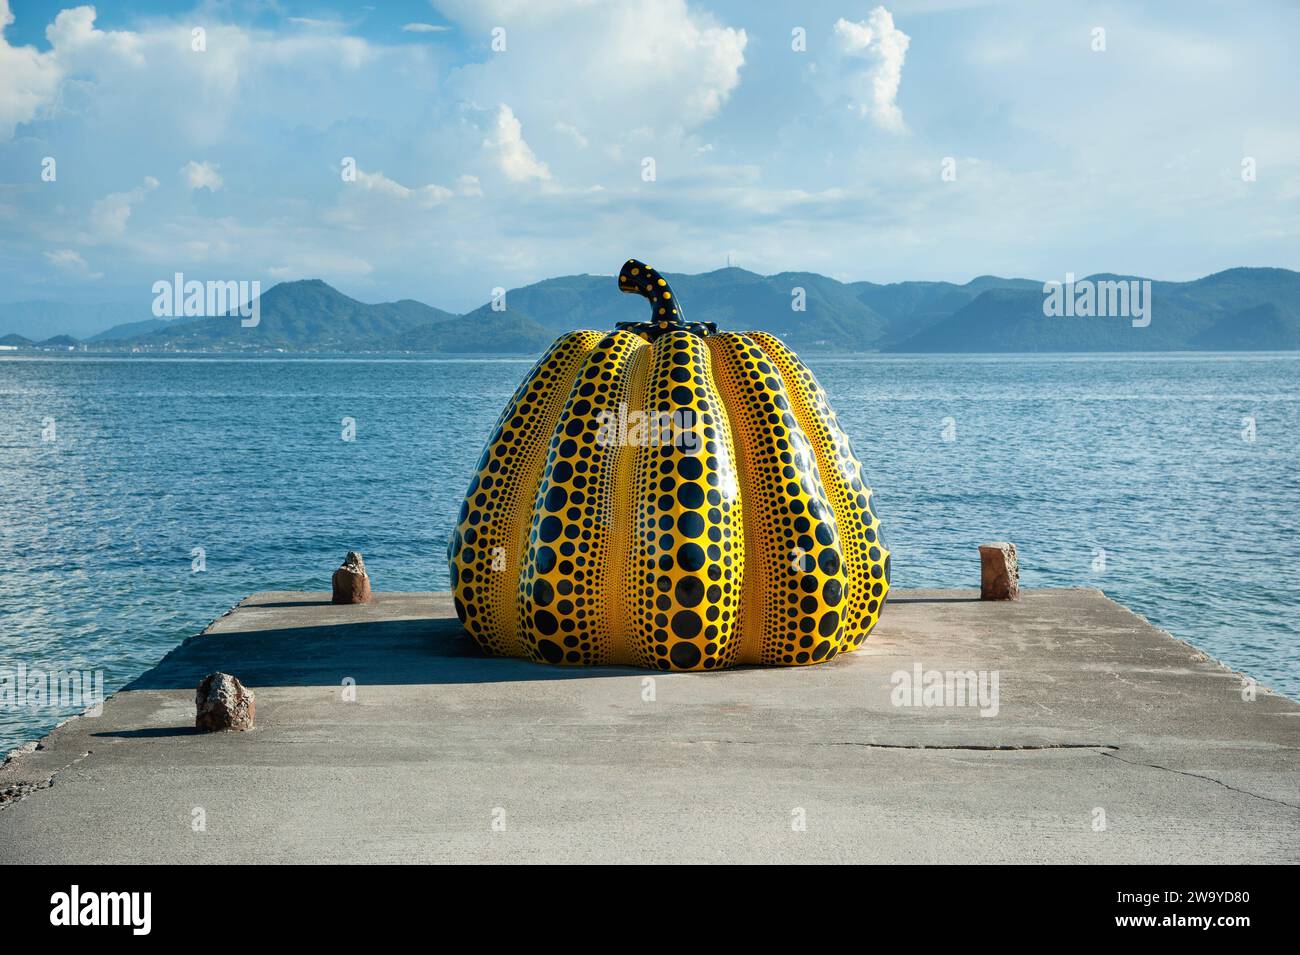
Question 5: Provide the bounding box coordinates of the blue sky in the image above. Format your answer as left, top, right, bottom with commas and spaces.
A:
1, 0, 1297, 311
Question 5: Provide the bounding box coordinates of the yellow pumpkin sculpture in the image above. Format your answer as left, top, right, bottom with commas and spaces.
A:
448, 259, 890, 670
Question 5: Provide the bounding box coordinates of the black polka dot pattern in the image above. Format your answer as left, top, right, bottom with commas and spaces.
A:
447, 330, 603, 655
448, 267, 890, 670
518, 330, 642, 665
624, 330, 743, 671
749, 332, 891, 646
707, 332, 854, 665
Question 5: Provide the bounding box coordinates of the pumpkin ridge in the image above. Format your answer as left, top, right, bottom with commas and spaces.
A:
449, 334, 558, 653
502, 331, 605, 659
609, 340, 652, 665
625, 330, 743, 670
448, 330, 601, 657
701, 340, 747, 668
518, 330, 645, 665
706, 332, 850, 665
750, 332, 890, 651
705, 333, 762, 665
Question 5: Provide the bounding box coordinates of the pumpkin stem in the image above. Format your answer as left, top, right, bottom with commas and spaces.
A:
615, 259, 717, 340
618, 259, 685, 328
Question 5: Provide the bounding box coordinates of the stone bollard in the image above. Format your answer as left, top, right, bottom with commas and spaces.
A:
195, 672, 255, 732
332, 551, 372, 605
979, 542, 1020, 601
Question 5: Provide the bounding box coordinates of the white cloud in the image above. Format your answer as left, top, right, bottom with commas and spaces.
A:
355, 169, 411, 200
45, 248, 84, 268
554, 122, 589, 149
831, 7, 910, 131
0, 4, 423, 149
457, 174, 483, 197
437, 0, 746, 166
401, 23, 450, 33
88, 176, 158, 239
181, 160, 223, 191
44, 248, 102, 279
483, 104, 551, 182
354, 168, 455, 207
0, 0, 62, 138
286, 17, 345, 29
414, 184, 455, 207
44, 5, 144, 65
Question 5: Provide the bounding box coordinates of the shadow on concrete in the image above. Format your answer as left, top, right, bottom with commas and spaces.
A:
246, 600, 335, 608
125, 618, 647, 690
92, 726, 201, 739
888, 596, 982, 604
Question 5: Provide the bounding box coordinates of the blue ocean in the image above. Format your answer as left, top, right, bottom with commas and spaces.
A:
1, 352, 1296, 753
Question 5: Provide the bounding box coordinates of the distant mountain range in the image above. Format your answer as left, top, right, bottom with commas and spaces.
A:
0, 300, 146, 341
2, 267, 1298, 354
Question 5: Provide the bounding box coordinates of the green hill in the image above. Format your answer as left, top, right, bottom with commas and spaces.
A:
89, 318, 176, 342
883, 268, 1300, 352
129, 280, 455, 351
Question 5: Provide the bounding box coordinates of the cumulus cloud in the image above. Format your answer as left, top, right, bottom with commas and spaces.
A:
483, 105, 551, 182
0, 0, 62, 138
0, 4, 423, 150
830, 7, 911, 131
44, 5, 144, 66
436, 0, 746, 155
401, 23, 450, 33
181, 160, 223, 191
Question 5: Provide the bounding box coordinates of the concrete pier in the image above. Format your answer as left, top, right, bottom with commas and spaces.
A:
1, 589, 1295, 863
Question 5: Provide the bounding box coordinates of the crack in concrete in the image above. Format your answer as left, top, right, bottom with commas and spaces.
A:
834, 742, 1119, 752
0, 750, 93, 812
686, 739, 1118, 752
1100, 750, 1300, 811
